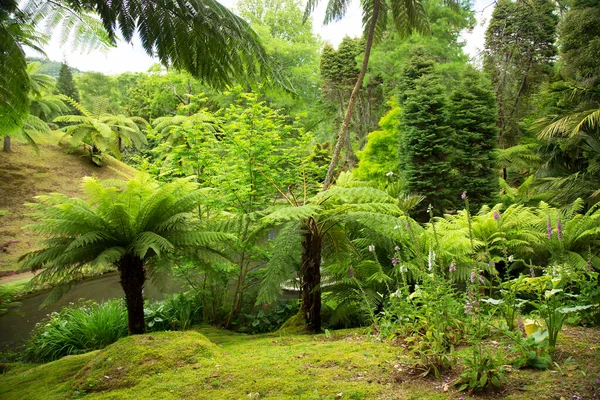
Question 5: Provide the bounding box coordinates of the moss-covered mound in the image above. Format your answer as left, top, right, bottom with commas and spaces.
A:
73, 331, 219, 392
277, 310, 307, 335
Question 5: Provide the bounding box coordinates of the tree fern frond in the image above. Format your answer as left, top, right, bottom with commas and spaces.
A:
256, 222, 302, 304
0, 14, 30, 136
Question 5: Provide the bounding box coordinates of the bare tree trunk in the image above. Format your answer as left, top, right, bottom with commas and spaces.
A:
118, 254, 146, 335
3, 136, 10, 152
321, 0, 381, 190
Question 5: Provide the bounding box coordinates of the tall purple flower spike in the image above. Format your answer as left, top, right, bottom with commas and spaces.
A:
547, 219, 552, 239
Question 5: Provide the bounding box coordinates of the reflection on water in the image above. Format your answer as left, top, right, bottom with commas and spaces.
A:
0, 273, 171, 349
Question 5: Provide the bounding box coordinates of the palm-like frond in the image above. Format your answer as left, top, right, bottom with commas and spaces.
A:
388, 0, 428, 38
20, 175, 229, 290
66, 0, 277, 89
20, 0, 112, 52
55, 96, 147, 161
535, 108, 600, 139
19, 114, 53, 154
258, 184, 405, 304
0, 4, 30, 136
497, 144, 541, 170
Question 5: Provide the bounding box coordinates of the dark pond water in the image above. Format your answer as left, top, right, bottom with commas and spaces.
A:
0, 273, 172, 350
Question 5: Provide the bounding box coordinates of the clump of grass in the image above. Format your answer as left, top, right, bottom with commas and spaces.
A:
0, 209, 9, 217
24, 300, 128, 362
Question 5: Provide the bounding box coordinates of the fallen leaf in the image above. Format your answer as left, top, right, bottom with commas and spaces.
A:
335, 392, 343, 399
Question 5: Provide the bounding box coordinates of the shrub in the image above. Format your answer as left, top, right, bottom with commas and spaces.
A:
145, 291, 204, 332
25, 299, 128, 362
238, 300, 300, 334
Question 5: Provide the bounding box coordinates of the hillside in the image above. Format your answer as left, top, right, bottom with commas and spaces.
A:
25, 58, 83, 78
0, 133, 137, 272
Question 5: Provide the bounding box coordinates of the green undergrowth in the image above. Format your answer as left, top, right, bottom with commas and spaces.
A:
1, 327, 599, 399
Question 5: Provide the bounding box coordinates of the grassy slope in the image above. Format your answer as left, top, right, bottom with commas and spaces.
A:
0, 133, 136, 272
1, 326, 599, 400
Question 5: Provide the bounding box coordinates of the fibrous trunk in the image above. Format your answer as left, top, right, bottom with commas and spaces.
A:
118, 254, 146, 334
3, 136, 10, 152
300, 218, 322, 333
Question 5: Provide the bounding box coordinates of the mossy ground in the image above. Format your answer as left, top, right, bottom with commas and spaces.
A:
0, 133, 136, 272
1, 325, 599, 400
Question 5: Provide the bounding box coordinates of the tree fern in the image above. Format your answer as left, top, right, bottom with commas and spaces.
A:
20, 174, 231, 334
56, 96, 147, 165
257, 182, 406, 331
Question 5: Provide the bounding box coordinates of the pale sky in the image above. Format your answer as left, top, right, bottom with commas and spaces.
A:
26, 0, 494, 75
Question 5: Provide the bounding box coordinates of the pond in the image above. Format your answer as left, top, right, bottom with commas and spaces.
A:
0, 272, 173, 350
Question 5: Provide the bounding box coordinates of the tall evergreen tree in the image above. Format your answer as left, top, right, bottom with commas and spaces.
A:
448, 66, 499, 211
400, 68, 456, 217
55, 63, 80, 102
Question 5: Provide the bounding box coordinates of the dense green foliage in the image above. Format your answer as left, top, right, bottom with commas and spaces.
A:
400, 62, 456, 214
2, 1, 600, 397
448, 66, 499, 210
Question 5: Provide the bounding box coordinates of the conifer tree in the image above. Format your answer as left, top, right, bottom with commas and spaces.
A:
55, 63, 80, 103
448, 67, 499, 211
400, 68, 456, 217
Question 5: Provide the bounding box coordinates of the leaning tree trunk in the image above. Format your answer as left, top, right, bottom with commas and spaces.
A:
321, 0, 381, 190
3, 136, 10, 152
300, 218, 323, 333
118, 254, 147, 334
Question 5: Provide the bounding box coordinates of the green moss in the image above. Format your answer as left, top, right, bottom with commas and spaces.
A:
0, 352, 96, 400
74, 331, 219, 392
277, 310, 307, 335
1, 326, 599, 399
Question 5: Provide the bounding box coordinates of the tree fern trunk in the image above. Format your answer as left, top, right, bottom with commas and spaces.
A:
300, 218, 322, 333
3, 136, 10, 152
321, 0, 380, 190
119, 254, 146, 335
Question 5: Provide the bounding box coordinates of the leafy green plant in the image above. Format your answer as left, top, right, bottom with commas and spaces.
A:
536, 287, 592, 350
455, 345, 508, 392
378, 274, 464, 377
144, 291, 204, 332
24, 299, 128, 362
239, 300, 300, 334
55, 96, 147, 166
512, 330, 552, 370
